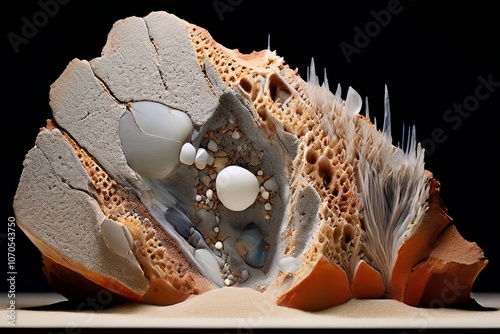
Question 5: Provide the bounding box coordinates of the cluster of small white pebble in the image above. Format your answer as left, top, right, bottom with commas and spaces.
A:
177, 116, 278, 286
213, 247, 250, 286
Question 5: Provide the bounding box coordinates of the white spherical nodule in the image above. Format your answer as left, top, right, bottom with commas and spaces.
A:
195, 148, 209, 170
216, 166, 259, 211
206, 189, 214, 201
261, 191, 270, 200
179, 143, 196, 165
119, 101, 193, 179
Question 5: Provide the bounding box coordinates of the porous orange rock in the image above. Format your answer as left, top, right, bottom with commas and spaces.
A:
13, 11, 487, 311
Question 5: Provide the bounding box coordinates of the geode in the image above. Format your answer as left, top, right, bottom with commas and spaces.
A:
13, 11, 487, 311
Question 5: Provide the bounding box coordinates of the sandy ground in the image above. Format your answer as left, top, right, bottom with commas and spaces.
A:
1, 288, 499, 329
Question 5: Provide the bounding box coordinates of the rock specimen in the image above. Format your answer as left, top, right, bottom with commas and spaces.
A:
13, 11, 488, 310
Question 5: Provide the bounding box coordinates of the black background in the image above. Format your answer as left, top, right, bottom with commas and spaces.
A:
2, 0, 499, 296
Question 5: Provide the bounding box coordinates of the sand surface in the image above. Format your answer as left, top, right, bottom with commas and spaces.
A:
2, 289, 499, 329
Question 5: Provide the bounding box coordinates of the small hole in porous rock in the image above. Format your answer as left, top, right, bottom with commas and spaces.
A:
343, 224, 354, 246
296, 105, 303, 116
332, 185, 339, 197
268, 73, 292, 104
317, 156, 334, 186
323, 176, 331, 186
239, 77, 253, 95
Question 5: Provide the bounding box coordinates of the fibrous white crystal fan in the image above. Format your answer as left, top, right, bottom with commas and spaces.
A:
304, 64, 429, 292
13, 11, 487, 311
356, 89, 429, 291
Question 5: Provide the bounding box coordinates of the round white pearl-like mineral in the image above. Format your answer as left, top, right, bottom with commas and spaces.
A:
195, 148, 209, 169
119, 101, 193, 179
216, 166, 259, 211
179, 143, 196, 165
